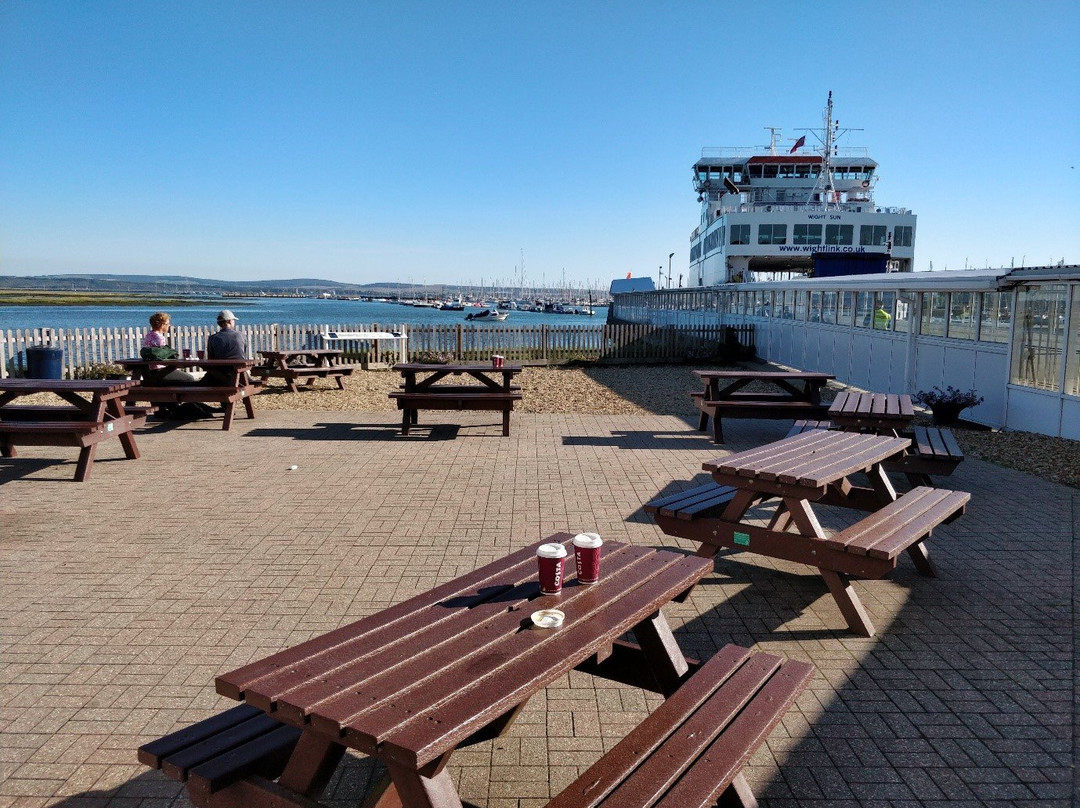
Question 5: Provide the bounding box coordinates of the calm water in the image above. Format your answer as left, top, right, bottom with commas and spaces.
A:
0, 298, 608, 332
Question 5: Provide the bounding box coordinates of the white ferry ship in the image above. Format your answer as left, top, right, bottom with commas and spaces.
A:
689, 92, 916, 285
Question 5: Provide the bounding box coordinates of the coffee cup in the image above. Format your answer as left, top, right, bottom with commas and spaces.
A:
197, 350, 206, 360
182, 348, 192, 359
572, 533, 603, 583
536, 543, 568, 594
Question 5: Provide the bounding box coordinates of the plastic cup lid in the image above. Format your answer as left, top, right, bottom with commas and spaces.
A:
573, 533, 603, 548
537, 543, 568, 559
530, 609, 565, 629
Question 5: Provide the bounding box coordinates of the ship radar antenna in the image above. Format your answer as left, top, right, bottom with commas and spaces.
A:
765, 127, 782, 156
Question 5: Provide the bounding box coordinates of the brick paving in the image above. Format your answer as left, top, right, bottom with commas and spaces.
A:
0, 410, 1076, 807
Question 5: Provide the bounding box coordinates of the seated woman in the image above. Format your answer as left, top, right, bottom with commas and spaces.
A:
141, 312, 198, 385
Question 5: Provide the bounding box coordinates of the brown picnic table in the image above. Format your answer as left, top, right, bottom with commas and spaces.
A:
253, 349, 358, 392
827, 391, 915, 435
692, 369, 834, 442
390, 362, 523, 436
139, 536, 814, 808
0, 378, 146, 481
117, 358, 259, 430
646, 429, 969, 636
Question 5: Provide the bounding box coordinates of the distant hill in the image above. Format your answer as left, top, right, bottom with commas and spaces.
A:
0, 274, 437, 296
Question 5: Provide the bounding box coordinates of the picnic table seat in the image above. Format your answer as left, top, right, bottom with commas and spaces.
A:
389, 388, 523, 436
124, 384, 259, 431
139, 645, 812, 808
644, 482, 738, 521
0, 403, 158, 420
787, 420, 965, 485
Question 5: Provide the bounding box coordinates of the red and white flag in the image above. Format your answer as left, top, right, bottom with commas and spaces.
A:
790, 135, 806, 153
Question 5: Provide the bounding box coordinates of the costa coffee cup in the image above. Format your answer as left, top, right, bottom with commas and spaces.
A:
182, 348, 192, 359
197, 350, 206, 360
573, 533, 603, 583
537, 543, 568, 594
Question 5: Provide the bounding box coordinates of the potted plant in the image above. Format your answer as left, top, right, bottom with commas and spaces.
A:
913, 385, 983, 425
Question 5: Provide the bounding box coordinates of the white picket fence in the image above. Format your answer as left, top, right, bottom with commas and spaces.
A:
1, 322, 749, 377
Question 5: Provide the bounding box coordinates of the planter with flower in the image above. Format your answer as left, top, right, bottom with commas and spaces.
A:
913, 386, 983, 426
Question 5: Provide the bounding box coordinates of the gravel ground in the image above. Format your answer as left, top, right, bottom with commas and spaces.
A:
14, 363, 1077, 488
250, 363, 1080, 490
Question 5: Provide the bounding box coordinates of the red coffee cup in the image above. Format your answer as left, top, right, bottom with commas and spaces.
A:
537, 543, 567, 595
182, 348, 192, 359
573, 533, 603, 583
197, 350, 206, 360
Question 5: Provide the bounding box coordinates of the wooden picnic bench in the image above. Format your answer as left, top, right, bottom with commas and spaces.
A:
646, 430, 970, 636
117, 359, 260, 431
253, 349, 359, 392
390, 362, 524, 437
827, 391, 915, 435
0, 378, 146, 481
692, 370, 834, 443
138, 536, 813, 808
789, 416, 965, 486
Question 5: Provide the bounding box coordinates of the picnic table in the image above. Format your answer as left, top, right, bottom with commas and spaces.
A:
253, 349, 358, 392
0, 378, 145, 481
827, 391, 915, 435
117, 358, 259, 430
142, 536, 813, 807
692, 369, 834, 442
390, 362, 524, 436
646, 429, 969, 636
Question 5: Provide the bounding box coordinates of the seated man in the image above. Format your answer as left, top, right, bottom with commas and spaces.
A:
202, 309, 248, 386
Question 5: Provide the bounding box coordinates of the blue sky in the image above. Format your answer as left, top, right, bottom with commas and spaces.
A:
2, 1, 1078, 288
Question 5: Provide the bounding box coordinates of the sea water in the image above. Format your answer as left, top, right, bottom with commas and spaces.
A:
0, 298, 608, 332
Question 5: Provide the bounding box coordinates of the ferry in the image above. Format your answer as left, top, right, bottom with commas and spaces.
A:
690, 92, 916, 285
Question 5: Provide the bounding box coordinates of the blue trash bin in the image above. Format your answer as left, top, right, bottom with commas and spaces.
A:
26, 346, 63, 379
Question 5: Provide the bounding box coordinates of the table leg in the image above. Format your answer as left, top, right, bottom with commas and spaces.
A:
632, 610, 690, 697
906, 541, 937, 577
819, 568, 875, 637
719, 771, 759, 808
401, 410, 411, 435
385, 759, 463, 808
222, 402, 236, 431
74, 444, 99, 482
243, 395, 256, 420
106, 399, 140, 460
277, 729, 346, 798
502, 408, 510, 437
866, 463, 898, 505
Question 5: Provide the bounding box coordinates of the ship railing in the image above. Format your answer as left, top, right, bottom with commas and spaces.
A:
698, 145, 871, 160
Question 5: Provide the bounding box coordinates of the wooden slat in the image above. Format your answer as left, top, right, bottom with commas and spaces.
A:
825, 487, 970, 559
184, 724, 302, 800
372, 555, 712, 768
138, 704, 264, 767
300, 546, 673, 733
161, 712, 284, 781
270, 544, 654, 725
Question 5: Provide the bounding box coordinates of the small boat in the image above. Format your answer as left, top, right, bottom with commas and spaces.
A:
465, 308, 509, 322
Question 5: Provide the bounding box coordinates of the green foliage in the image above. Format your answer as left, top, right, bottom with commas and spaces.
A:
914, 386, 983, 409
413, 350, 453, 364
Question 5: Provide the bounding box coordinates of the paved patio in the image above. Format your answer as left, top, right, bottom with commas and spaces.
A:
1, 410, 1076, 807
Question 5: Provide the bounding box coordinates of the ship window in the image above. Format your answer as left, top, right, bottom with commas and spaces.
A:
763, 164, 778, 178
758, 224, 787, 245
825, 225, 853, 245
837, 291, 855, 325
855, 292, 875, 328
748, 165, 763, 178
894, 226, 913, 247
793, 224, 822, 245
920, 292, 947, 337
978, 291, 1011, 343
821, 291, 837, 324
1011, 285, 1067, 391
809, 291, 822, 322
948, 292, 976, 340
860, 225, 887, 247
730, 225, 751, 245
